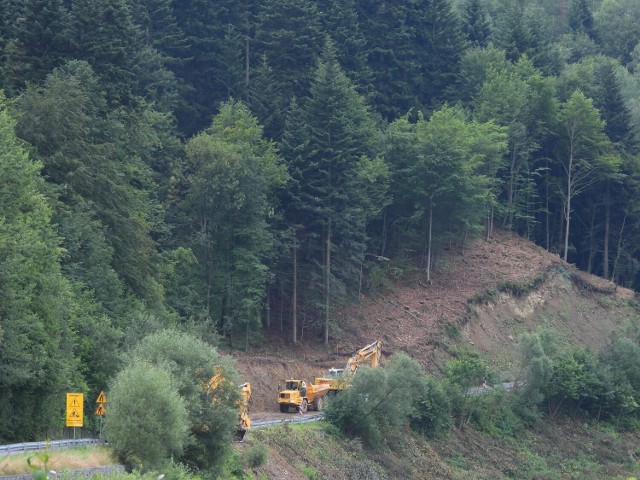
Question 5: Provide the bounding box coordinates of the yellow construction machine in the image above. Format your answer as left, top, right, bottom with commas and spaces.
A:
237, 382, 251, 440
207, 370, 252, 440
315, 340, 382, 394
277, 379, 330, 413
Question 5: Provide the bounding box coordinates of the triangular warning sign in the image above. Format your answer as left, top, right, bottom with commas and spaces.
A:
95, 404, 106, 416
96, 391, 107, 404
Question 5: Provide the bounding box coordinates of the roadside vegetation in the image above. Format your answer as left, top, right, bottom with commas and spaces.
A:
0, 447, 115, 476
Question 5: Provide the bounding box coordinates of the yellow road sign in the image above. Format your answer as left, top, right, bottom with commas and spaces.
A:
96, 391, 107, 404
66, 393, 84, 427
95, 404, 106, 416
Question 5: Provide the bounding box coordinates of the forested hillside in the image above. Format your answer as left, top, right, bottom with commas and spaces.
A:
2, 0, 640, 455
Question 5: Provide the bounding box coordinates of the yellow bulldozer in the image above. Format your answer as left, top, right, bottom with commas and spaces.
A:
277, 379, 330, 413
315, 340, 382, 394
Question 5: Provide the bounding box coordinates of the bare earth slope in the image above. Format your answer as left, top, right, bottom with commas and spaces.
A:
234, 230, 640, 479
236, 229, 636, 412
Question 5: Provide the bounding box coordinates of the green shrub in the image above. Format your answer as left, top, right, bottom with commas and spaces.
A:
411, 376, 452, 438
325, 353, 446, 447
105, 362, 189, 471
128, 329, 241, 473
242, 443, 269, 469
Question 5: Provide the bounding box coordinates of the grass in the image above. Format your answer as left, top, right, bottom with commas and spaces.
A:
0, 446, 116, 475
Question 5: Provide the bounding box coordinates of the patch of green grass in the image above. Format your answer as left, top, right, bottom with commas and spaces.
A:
445, 322, 461, 339
445, 452, 468, 470
519, 448, 557, 480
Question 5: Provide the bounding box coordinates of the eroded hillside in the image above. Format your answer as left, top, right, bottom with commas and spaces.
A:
235, 230, 638, 413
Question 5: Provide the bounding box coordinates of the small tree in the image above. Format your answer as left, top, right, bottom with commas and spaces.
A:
411, 376, 452, 438
105, 362, 188, 470
128, 329, 241, 473
325, 353, 431, 447
444, 349, 492, 428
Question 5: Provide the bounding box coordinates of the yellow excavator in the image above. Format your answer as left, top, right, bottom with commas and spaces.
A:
237, 382, 251, 440
207, 370, 252, 440
315, 340, 382, 394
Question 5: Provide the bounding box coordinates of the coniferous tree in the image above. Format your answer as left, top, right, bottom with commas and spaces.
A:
170, 0, 253, 135
67, 0, 143, 106
414, 0, 467, 105
0, 93, 84, 441
461, 0, 491, 48
491, 0, 558, 73
254, 0, 325, 139
280, 42, 383, 344
9, 0, 70, 93
567, 0, 595, 40
595, 61, 637, 153
355, 0, 417, 119
15, 61, 163, 301
594, 0, 640, 65
318, 0, 373, 97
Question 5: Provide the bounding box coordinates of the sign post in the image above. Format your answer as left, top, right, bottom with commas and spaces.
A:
66, 393, 84, 439
95, 391, 107, 438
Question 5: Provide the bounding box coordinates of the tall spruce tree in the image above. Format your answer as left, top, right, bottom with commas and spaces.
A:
317, 0, 373, 97
9, 0, 70, 93
67, 0, 144, 106
254, 0, 325, 139
280, 42, 383, 344
355, 0, 417, 119
567, 0, 596, 39
461, 0, 491, 48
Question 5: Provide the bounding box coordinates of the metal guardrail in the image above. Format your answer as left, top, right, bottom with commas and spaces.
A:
252, 413, 324, 429
0, 415, 323, 455
0, 439, 103, 457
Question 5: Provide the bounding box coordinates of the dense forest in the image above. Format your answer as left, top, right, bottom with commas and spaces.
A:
2, 0, 640, 445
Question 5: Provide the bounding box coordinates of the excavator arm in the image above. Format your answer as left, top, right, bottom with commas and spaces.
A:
315, 340, 383, 393
345, 340, 382, 375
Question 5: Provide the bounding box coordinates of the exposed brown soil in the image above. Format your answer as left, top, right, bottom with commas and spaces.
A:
235, 229, 636, 413
231, 229, 640, 479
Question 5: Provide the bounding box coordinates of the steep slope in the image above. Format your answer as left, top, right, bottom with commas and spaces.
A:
230, 230, 640, 479
235, 229, 637, 413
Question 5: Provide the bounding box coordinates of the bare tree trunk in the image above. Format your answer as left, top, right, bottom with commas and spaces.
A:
545, 160, 550, 251
603, 188, 610, 278
279, 281, 284, 333
587, 207, 596, 274
292, 232, 298, 344
265, 287, 271, 328
324, 220, 331, 346
245, 321, 249, 352
611, 214, 627, 282
563, 155, 573, 262
426, 195, 434, 283
245, 38, 250, 102
380, 209, 388, 257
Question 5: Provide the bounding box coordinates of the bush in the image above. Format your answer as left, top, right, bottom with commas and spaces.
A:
411, 376, 452, 438
128, 329, 241, 473
325, 353, 436, 447
242, 443, 269, 468
444, 349, 492, 428
105, 362, 189, 470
